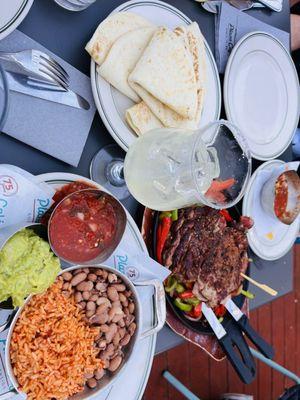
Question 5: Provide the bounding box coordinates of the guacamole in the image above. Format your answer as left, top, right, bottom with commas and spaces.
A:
0, 228, 61, 307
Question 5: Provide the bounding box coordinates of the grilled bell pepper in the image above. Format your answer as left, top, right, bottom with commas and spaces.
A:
165, 276, 177, 293
175, 283, 185, 294
171, 209, 178, 221
187, 303, 202, 318
179, 290, 195, 300
214, 304, 226, 317
159, 211, 172, 219
185, 297, 200, 306
219, 209, 233, 222
156, 216, 172, 264
241, 289, 255, 299
174, 298, 192, 312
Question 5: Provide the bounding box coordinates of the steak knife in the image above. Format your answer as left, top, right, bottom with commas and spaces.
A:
202, 302, 256, 384
224, 298, 274, 359
4, 72, 90, 110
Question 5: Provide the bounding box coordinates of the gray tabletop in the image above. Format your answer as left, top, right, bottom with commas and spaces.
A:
0, 0, 293, 354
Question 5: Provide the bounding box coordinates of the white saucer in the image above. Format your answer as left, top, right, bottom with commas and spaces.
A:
0, 0, 34, 41
224, 32, 300, 161
242, 160, 300, 261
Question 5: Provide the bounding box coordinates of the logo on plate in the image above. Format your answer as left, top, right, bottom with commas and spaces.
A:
0, 176, 18, 196
125, 266, 139, 281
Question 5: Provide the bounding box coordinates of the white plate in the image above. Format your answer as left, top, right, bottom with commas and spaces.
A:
224, 31, 300, 161
0, 0, 34, 41
90, 0, 221, 152
242, 160, 300, 261
35, 172, 156, 400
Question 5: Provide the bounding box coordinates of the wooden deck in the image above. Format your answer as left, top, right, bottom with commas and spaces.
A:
143, 246, 300, 400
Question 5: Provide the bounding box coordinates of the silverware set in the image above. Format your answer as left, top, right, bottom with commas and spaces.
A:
0, 49, 90, 110
0, 49, 69, 89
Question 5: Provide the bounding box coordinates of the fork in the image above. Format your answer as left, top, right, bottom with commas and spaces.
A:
0, 49, 69, 89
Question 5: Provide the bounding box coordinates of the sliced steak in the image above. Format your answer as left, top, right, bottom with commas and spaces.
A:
162, 206, 251, 308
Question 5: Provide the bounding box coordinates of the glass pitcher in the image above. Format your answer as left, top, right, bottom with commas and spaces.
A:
124, 120, 251, 211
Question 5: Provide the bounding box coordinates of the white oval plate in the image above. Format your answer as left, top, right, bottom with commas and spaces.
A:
0, 0, 34, 41
90, 0, 221, 152
35, 172, 156, 400
224, 31, 300, 161
242, 160, 300, 261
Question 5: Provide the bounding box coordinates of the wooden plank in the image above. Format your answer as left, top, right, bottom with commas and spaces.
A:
271, 295, 285, 399
283, 270, 297, 389
294, 246, 300, 377
244, 309, 258, 399
257, 303, 272, 399
209, 357, 228, 399
143, 352, 169, 400
188, 342, 211, 400
166, 343, 190, 400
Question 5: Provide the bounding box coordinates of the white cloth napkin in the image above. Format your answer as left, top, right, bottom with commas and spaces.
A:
252, 162, 299, 242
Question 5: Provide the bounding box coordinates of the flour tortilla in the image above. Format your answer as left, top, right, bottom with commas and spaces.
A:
98, 27, 157, 102
128, 27, 198, 119
128, 23, 206, 131
85, 12, 153, 66
125, 101, 163, 135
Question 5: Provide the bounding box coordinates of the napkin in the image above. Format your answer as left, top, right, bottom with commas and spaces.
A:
252, 162, 299, 242
215, 1, 290, 73
106, 225, 170, 282
0, 30, 96, 167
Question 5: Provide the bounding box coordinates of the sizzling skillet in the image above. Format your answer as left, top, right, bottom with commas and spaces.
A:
151, 206, 274, 384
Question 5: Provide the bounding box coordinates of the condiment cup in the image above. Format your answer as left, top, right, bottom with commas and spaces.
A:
5, 264, 166, 400
48, 189, 127, 265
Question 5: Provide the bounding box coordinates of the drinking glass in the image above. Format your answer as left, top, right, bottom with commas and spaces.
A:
124, 120, 251, 211
53, 0, 97, 11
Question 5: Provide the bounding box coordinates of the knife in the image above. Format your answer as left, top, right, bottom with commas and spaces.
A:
201, 302, 256, 384
4, 72, 90, 110
224, 298, 274, 359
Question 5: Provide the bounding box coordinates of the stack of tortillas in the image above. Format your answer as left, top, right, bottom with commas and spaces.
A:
86, 12, 206, 136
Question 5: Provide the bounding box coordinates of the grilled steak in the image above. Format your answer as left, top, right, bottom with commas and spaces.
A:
162, 207, 253, 308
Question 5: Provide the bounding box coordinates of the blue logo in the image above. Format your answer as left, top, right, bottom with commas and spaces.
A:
0, 198, 8, 224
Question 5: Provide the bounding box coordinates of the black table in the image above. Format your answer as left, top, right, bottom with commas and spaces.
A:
0, 0, 293, 354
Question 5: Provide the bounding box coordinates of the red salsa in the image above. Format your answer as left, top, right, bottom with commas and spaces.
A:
49, 191, 117, 263
274, 173, 288, 220
41, 181, 97, 225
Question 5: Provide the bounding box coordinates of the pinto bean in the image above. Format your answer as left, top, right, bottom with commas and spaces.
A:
86, 301, 96, 311
119, 328, 126, 339
74, 292, 83, 303
120, 333, 131, 346
96, 282, 108, 292
82, 291, 91, 301
105, 323, 117, 343
62, 272, 72, 281
90, 294, 98, 302
95, 269, 103, 276
107, 287, 119, 302
97, 340, 106, 349
108, 356, 122, 372
125, 315, 135, 327
86, 310, 95, 318
118, 318, 125, 328
88, 273, 97, 282
96, 297, 111, 307
90, 313, 108, 325
108, 273, 118, 283
119, 293, 126, 303
87, 378, 97, 389
112, 284, 126, 292
94, 368, 105, 380
124, 290, 132, 298
77, 281, 93, 291
85, 372, 94, 379
128, 302, 135, 314
96, 304, 109, 315
82, 268, 90, 274
128, 322, 136, 336
78, 301, 86, 310
100, 324, 109, 333
113, 332, 121, 347
102, 270, 108, 280
112, 313, 124, 323
70, 272, 87, 286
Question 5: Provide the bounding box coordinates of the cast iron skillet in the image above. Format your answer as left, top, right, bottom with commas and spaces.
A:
152, 206, 269, 384
152, 206, 249, 335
